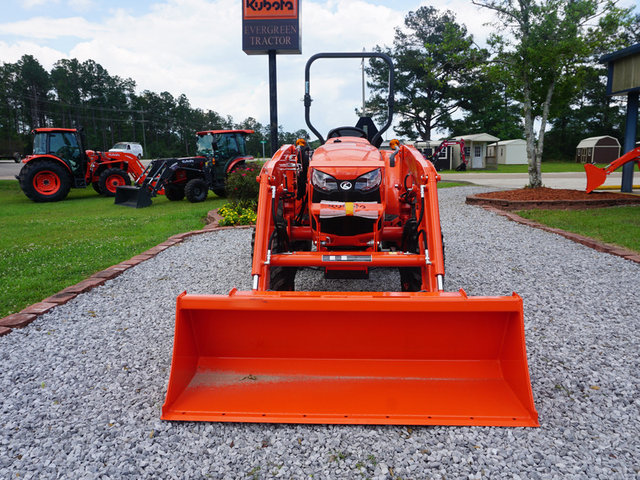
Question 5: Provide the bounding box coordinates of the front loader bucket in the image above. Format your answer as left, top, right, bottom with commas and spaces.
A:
115, 185, 152, 208
584, 163, 607, 193
162, 290, 538, 427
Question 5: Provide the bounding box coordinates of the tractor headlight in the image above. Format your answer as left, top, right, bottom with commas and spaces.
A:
354, 168, 381, 192
311, 169, 339, 192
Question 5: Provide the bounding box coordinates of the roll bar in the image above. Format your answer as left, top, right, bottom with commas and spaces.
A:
303, 52, 395, 146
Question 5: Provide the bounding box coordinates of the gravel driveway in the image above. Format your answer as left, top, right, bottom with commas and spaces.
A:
1, 186, 638, 479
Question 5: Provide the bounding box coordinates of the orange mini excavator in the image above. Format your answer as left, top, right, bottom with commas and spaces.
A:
161, 53, 539, 427
584, 146, 640, 193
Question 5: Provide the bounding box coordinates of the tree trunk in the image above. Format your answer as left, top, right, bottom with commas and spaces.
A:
522, 80, 542, 188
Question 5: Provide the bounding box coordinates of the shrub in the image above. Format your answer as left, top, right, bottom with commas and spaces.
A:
218, 202, 257, 226
226, 162, 263, 205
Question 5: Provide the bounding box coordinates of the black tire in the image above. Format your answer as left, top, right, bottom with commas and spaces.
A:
399, 228, 446, 292
92, 182, 102, 194
185, 178, 208, 203
99, 168, 130, 197
400, 265, 422, 292
164, 183, 185, 201
19, 160, 72, 202
212, 187, 226, 197
399, 219, 422, 292
251, 227, 256, 255
269, 230, 296, 291
270, 262, 296, 291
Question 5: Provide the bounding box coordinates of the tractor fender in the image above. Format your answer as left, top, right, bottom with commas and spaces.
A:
20, 155, 72, 174
103, 151, 138, 163
93, 151, 137, 170
226, 155, 253, 174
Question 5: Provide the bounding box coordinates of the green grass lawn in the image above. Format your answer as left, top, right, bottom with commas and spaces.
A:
440, 161, 600, 174
0, 180, 225, 318
2, 171, 636, 319
517, 206, 640, 253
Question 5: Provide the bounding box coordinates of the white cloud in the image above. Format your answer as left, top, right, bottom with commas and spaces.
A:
0, 0, 451, 136
21, 0, 59, 8
4, 0, 634, 139
0, 16, 107, 39
67, 0, 96, 11
0, 40, 68, 70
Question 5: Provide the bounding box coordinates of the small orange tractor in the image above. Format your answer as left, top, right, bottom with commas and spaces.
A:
162, 53, 538, 427
17, 127, 144, 202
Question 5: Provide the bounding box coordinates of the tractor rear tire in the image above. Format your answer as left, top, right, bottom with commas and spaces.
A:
164, 184, 185, 201
185, 178, 208, 203
92, 182, 102, 194
99, 168, 130, 197
212, 187, 226, 197
19, 160, 71, 202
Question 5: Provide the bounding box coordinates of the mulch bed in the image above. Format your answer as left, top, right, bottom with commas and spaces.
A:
466, 187, 640, 210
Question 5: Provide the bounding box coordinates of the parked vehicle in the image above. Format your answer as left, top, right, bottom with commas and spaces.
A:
17, 128, 145, 202
109, 142, 143, 159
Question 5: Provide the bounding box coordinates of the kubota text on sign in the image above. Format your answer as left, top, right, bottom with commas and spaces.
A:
243, 0, 298, 19
242, 0, 300, 54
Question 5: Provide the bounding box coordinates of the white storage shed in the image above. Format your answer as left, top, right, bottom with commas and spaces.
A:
487, 139, 528, 165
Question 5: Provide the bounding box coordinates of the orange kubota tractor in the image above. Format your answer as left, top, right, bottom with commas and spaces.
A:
162, 53, 539, 427
17, 127, 145, 202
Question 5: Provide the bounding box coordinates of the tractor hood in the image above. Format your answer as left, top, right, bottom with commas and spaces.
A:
311, 137, 383, 174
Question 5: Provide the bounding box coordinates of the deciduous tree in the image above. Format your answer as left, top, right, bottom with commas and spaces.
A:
473, 0, 634, 187
366, 6, 487, 141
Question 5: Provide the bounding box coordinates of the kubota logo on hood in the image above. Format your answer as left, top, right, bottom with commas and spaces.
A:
340, 181, 352, 190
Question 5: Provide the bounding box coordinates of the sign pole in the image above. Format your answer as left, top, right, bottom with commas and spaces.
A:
242, 0, 300, 154
269, 50, 278, 156
600, 44, 640, 193
621, 91, 638, 193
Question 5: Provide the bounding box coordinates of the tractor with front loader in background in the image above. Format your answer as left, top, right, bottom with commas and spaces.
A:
17, 128, 145, 202
114, 129, 254, 208
161, 53, 538, 427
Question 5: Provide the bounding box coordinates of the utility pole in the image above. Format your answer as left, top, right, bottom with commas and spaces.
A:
361, 48, 366, 116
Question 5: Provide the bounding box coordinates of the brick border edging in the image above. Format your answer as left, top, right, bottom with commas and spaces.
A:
466, 194, 640, 211
480, 205, 640, 264
0, 210, 253, 337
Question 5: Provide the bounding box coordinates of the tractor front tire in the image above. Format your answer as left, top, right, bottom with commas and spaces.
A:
164, 183, 185, 201
99, 168, 130, 197
185, 178, 208, 203
268, 231, 296, 291
19, 160, 71, 202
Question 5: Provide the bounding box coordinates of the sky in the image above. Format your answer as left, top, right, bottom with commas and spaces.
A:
0, 0, 636, 140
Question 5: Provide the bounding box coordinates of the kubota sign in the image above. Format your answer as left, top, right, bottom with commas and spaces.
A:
242, 0, 300, 54
243, 0, 298, 19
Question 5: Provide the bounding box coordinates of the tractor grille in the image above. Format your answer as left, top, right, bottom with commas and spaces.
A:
318, 216, 377, 237
312, 185, 381, 236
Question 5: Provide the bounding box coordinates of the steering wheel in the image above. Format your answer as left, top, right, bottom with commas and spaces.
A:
326, 126, 368, 139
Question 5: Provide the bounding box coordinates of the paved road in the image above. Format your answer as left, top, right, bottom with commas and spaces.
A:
442, 170, 634, 191
2, 159, 636, 191
0, 159, 152, 181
